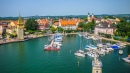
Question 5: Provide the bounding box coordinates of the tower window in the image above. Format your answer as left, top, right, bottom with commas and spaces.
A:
96, 71, 98, 73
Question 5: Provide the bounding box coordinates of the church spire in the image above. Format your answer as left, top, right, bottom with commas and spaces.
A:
18, 12, 23, 24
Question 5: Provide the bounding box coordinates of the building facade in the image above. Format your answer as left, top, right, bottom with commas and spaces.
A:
17, 15, 24, 40
94, 22, 115, 35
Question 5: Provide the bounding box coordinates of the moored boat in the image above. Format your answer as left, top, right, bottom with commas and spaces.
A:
111, 44, 119, 49
44, 45, 60, 51
122, 55, 130, 63
74, 50, 85, 57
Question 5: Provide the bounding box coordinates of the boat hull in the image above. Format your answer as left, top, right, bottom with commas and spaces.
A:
44, 47, 60, 51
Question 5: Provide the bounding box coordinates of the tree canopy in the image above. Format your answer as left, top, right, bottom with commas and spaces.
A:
50, 26, 56, 33
25, 18, 38, 31
115, 19, 130, 37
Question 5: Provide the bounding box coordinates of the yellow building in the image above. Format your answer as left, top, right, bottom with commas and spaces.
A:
17, 15, 24, 40
115, 18, 120, 22
6, 21, 17, 34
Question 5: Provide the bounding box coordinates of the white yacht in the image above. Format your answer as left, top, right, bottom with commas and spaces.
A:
75, 50, 85, 57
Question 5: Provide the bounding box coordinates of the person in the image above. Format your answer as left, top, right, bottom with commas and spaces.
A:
128, 55, 130, 60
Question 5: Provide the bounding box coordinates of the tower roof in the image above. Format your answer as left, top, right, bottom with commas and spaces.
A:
18, 15, 23, 24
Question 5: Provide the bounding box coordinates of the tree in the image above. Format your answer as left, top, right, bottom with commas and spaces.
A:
114, 31, 118, 36
25, 18, 38, 31
128, 32, 130, 37
57, 27, 64, 32
84, 16, 88, 21
78, 22, 84, 28
50, 26, 56, 33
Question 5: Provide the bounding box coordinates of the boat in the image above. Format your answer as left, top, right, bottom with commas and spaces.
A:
74, 50, 85, 57
119, 50, 123, 55
74, 34, 85, 57
106, 47, 114, 51
97, 43, 103, 48
87, 52, 94, 57
44, 44, 60, 51
122, 55, 130, 63
122, 57, 130, 63
111, 44, 119, 49
90, 45, 97, 49
85, 45, 90, 49
53, 41, 62, 46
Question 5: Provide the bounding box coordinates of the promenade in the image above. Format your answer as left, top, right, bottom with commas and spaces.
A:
0, 34, 49, 45
90, 33, 130, 45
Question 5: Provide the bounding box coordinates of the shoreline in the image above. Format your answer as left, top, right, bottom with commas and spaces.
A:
0, 33, 130, 46
88, 33, 130, 45
0, 34, 49, 45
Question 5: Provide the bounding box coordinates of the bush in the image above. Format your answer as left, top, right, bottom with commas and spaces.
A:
105, 34, 111, 38
10, 34, 17, 38
26, 30, 35, 34
113, 36, 119, 40
42, 30, 46, 34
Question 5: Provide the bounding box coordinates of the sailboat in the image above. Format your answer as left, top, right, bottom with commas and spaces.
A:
74, 36, 85, 57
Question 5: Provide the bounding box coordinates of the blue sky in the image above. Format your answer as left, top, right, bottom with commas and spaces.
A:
0, 0, 130, 17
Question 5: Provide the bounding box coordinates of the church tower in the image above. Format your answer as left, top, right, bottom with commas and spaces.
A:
88, 13, 90, 21
92, 13, 94, 18
92, 52, 102, 73
17, 14, 24, 40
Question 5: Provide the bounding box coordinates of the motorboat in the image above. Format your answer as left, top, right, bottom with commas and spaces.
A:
44, 45, 60, 51
85, 45, 90, 49
87, 51, 94, 57
97, 44, 103, 48
111, 44, 119, 49
122, 57, 130, 63
74, 50, 85, 57
53, 42, 62, 46
90, 45, 97, 49
106, 47, 114, 51
122, 55, 130, 63
119, 50, 123, 55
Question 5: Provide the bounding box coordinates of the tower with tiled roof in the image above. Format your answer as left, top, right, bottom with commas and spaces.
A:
17, 14, 24, 40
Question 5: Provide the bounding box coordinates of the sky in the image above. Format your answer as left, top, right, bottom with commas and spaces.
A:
0, 0, 130, 17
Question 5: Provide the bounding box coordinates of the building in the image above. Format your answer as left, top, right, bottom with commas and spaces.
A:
17, 15, 24, 40
58, 18, 82, 30
94, 22, 116, 35
88, 13, 96, 22
0, 21, 8, 36
37, 19, 50, 30
7, 21, 17, 34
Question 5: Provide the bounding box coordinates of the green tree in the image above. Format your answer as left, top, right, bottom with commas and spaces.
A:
50, 26, 56, 33
114, 31, 118, 36
25, 18, 38, 31
84, 16, 88, 21
57, 27, 64, 32
128, 32, 130, 37
78, 22, 84, 28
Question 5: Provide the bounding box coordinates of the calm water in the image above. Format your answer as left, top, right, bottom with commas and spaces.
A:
0, 35, 130, 73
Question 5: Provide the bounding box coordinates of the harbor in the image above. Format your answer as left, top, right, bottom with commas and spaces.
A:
0, 35, 130, 73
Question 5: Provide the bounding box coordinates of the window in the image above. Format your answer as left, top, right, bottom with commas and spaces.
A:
96, 71, 98, 73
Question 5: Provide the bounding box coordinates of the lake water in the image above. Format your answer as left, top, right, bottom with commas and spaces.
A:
0, 35, 130, 73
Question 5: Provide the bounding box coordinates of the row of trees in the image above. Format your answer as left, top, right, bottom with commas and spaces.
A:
114, 18, 130, 37
78, 19, 96, 32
